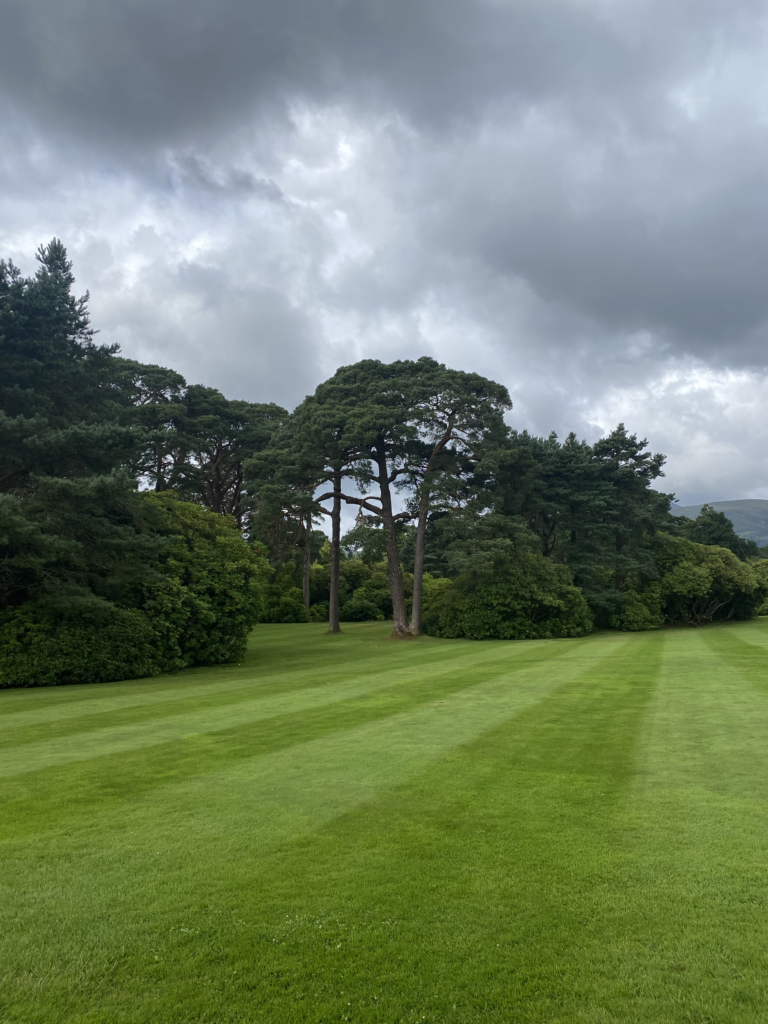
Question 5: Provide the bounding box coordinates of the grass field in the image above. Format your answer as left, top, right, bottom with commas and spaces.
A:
3, 621, 768, 1023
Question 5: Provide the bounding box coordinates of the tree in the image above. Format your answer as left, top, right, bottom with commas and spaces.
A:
0, 241, 138, 493
247, 397, 362, 632
425, 424, 675, 629
312, 360, 427, 637
113, 359, 188, 492
497, 431, 611, 562
592, 424, 671, 584
308, 358, 510, 637
131, 383, 288, 526
404, 363, 510, 634
179, 388, 287, 525
0, 239, 98, 423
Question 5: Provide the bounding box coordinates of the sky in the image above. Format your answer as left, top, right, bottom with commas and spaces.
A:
2, 0, 768, 505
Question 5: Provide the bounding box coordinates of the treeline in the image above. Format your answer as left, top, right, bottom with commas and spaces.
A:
2, 241, 767, 686
258, 416, 768, 637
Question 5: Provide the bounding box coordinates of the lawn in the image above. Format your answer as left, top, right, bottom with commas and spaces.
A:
3, 621, 768, 1023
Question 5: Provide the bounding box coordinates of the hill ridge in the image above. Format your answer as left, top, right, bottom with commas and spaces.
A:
671, 498, 768, 547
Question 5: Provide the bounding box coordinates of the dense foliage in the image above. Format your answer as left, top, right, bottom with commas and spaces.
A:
0, 491, 267, 687
0, 243, 269, 686
2, 240, 766, 686
421, 553, 593, 640
676, 503, 760, 560
140, 493, 268, 670
655, 535, 768, 626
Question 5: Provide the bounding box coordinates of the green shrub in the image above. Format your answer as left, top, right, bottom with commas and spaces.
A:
610, 585, 664, 631
340, 560, 373, 596
339, 597, 382, 622
260, 564, 310, 623
421, 574, 453, 603
0, 494, 268, 687
352, 566, 392, 617
0, 604, 157, 688
756, 561, 768, 615
308, 560, 374, 609
261, 587, 310, 623
308, 563, 331, 606
654, 535, 768, 625
143, 493, 270, 664
309, 601, 329, 622
422, 554, 593, 640
308, 559, 393, 621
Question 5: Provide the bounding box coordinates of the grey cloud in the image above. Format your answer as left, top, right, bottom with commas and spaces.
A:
4, 0, 768, 502
172, 155, 284, 202
79, 240, 322, 408
0, 0, 754, 148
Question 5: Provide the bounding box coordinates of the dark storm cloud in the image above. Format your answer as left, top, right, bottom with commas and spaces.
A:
1, 0, 755, 145
172, 155, 284, 202
0, 0, 604, 143
413, 113, 768, 363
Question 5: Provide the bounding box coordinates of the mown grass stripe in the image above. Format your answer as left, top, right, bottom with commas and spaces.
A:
0, 625, 579, 741
1, 639, 557, 751
605, 628, 768, 1021
0, 634, 591, 777
0, 641, 584, 842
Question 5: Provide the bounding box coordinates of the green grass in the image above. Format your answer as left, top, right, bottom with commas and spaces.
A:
3, 621, 768, 1023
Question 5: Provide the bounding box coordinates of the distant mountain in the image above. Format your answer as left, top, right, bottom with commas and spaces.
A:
670, 499, 768, 548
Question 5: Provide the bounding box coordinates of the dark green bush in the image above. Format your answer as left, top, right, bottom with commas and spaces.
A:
0, 493, 268, 687
309, 601, 329, 622
309, 560, 375, 609
609, 585, 664, 631
261, 588, 310, 623
654, 535, 768, 625
0, 603, 157, 688
339, 597, 382, 622
260, 563, 310, 623
352, 565, 393, 618
307, 559, 395, 621
422, 553, 593, 640
141, 493, 270, 665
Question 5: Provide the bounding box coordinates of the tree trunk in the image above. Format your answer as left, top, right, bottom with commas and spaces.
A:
231, 461, 244, 527
614, 535, 624, 592
155, 448, 164, 491
410, 487, 430, 636
328, 472, 341, 634
303, 512, 312, 609
407, 423, 455, 636
376, 450, 410, 638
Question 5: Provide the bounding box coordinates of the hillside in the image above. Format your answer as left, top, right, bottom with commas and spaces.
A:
671, 498, 768, 547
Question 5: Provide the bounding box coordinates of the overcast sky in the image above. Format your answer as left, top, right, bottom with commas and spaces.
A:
2, 0, 768, 504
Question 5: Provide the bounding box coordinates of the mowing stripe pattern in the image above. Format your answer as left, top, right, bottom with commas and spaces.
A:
2, 621, 768, 1023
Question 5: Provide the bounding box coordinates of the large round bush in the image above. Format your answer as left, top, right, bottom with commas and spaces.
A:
422, 554, 593, 640
0, 494, 268, 687
339, 596, 382, 622
141, 493, 268, 668
654, 535, 768, 625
